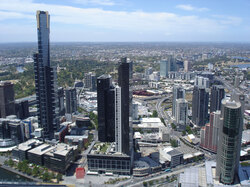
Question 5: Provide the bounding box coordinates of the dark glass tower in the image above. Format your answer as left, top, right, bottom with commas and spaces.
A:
216, 99, 242, 184
97, 75, 115, 142
34, 11, 59, 140
65, 87, 77, 114
192, 86, 209, 126
0, 81, 15, 118
118, 58, 130, 155
210, 85, 225, 113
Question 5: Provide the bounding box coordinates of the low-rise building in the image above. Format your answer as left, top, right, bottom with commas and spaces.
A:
159, 147, 183, 168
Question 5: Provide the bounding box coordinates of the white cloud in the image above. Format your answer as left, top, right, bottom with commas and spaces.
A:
176, 4, 209, 12
0, 0, 246, 42
73, 0, 115, 6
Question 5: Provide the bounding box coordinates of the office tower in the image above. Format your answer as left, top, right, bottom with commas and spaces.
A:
192, 86, 209, 126
184, 60, 189, 72
15, 100, 29, 120
0, 118, 24, 147
34, 11, 59, 139
115, 86, 122, 152
160, 60, 169, 77
85, 72, 97, 91
57, 87, 65, 116
200, 110, 221, 152
129, 60, 133, 79
210, 85, 225, 113
234, 76, 240, 87
0, 81, 15, 118
118, 57, 130, 155
172, 85, 185, 117
145, 67, 153, 79
195, 76, 209, 88
65, 87, 77, 114
216, 99, 243, 184
97, 75, 115, 142
175, 99, 188, 131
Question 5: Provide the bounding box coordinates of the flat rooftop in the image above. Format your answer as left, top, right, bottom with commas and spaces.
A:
17, 139, 42, 151
28, 144, 54, 156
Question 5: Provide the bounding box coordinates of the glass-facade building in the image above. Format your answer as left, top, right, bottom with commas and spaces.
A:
34, 11, 59, 140
216, 99, 242, 184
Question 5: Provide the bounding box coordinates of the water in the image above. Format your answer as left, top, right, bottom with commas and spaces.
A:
0, 167, 32, 182
16, 66, 24, 73
231, 64, 250, 69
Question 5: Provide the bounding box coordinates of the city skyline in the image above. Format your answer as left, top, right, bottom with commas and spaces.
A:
0, 0, 250, 43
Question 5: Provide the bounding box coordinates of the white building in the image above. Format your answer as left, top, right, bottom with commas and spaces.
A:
195, 76, 209, 88
175, 99, 188, 131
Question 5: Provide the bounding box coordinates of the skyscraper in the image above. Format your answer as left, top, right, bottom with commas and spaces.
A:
195, 76, 209, 88
216, 99, 243, 184
0, 81, 15, 118
118, 57, 130, 155
175, 98, 188, 131
114, 86, 122, 152
210, 85, 225, 113
172, 85, 185, 118
34, 11, 59, 139
192, 86, 209, 126
65, 87, 77, 114
160, 60, 169, 77
97, 75, 115, 142
84, 72, 97, 91
57, 87, 65, 116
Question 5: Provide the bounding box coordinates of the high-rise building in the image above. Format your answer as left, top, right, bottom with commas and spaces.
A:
84, 72, 97, 91
118, 57, 130, 155
114, 86, 122, 152
57, 87, 65, 116
172, 85, 185, 118
216, 99, 243, 184
33, 11, 59, 139
15, 100, 29, 120
210, 85, 225, 113
0, 81, 15, 118
97, 75, 115, 142
192, 86, 209, 126
65, 87, 77, 114
175, 99, 188, 131
184, 60, 189, 72
160, 60, 169, 77
195, 76, 209, 88
200, 110, 221, 152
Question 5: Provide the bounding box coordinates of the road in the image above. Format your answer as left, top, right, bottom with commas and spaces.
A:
116, 162, 205, 187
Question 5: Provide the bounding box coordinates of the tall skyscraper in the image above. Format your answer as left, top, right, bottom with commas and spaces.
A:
200, 110, 221, 152
65, 87, 77, 114
216, 99, 243, 184
114, 86, 122, 152
34, 11, 59, 139
192, 86, 209, 126
118, 57, 130, 155
84, 72, 97, 91
57, 87, 65, 116
97, 75, 115, 142
184, 60, 189, 72
160, 60, 169, 77
15, 100, 29, 120
172, 85, 185, 117
175, 99, 188, 131
0, 81, 15, 118
210, 85, 225, 113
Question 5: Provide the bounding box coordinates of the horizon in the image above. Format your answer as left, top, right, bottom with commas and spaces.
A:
0, 0, 250, 43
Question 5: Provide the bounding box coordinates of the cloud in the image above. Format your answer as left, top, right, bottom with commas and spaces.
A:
176, 4, 209, 12
73, 0, 115, 6
0, 0, 247, 42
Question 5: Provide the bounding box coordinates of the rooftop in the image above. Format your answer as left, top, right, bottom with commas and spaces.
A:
28, 144, 54, 156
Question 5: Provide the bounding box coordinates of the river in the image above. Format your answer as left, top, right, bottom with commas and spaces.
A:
0, 167, 32, 182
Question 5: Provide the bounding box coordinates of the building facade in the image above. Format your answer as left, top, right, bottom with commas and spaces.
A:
210, 85, 225, 113
97, 75, 115, 142
216, 99, 243, 184
34, 11, 59, 139
172, 85, 185, 118
175, 99, 188, 131
0, 81, 15, 118
65, 87, 77, 114
192, 86, 209, 126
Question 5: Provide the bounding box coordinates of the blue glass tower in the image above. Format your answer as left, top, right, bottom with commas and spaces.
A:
34, 11, 59, 140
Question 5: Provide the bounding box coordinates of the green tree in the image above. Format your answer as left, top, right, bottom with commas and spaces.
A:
143, 181, 148, 186
170, 139, 178, 147
7, 159, 14, 167
56, 173, 63, 183
152, 110, 158, 117
182, 130, 186, 136
42, 171, 51, 182
171, 123, 177, 130
32, 166, 40, 177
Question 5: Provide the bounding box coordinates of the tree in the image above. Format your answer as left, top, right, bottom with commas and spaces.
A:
171, 123, 177, 130
152, 110, 158, 117
56, 173, 63, 183
182, 130, 186, 136
170, 139, 178, 147
42, 171, 51, 182
32, 166, 39, 177
7, 159, 14, 167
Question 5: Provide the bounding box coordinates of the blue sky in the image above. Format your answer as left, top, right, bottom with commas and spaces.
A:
0, 0, 250, 42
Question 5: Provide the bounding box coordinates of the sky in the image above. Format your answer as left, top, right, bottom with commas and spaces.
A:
0, 0, 250, 42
